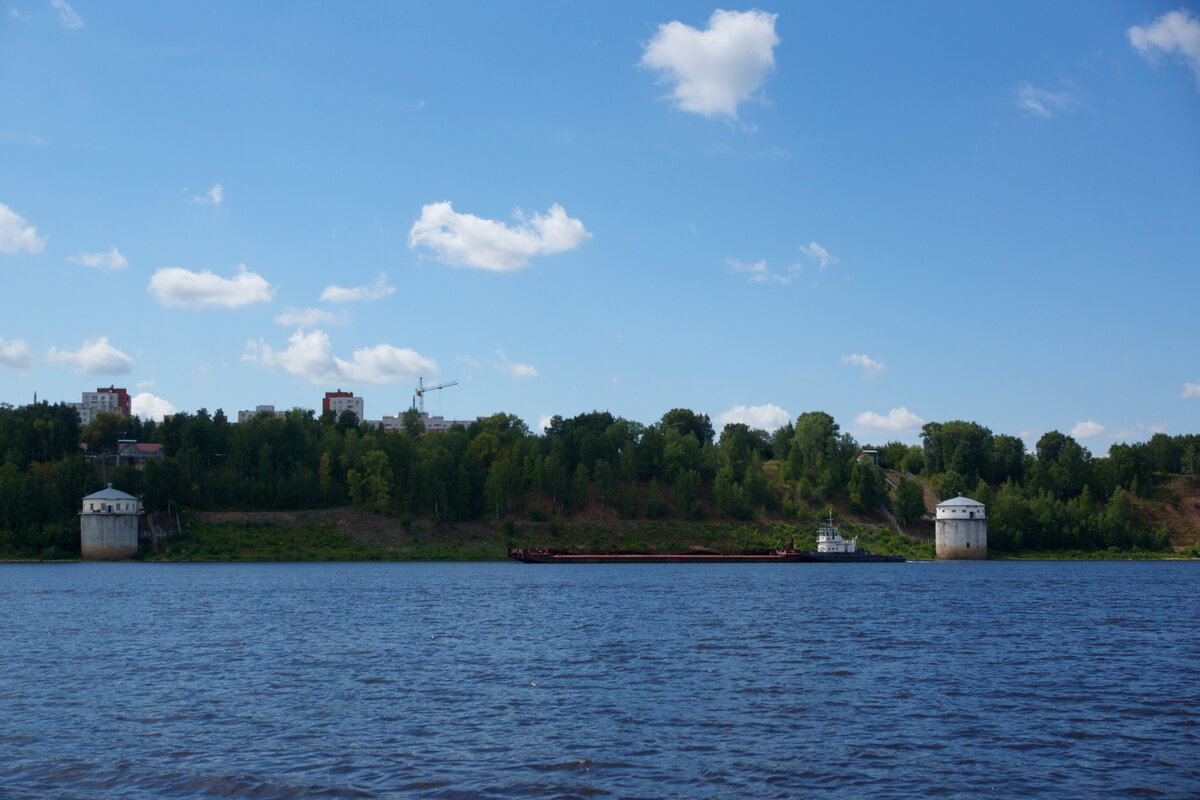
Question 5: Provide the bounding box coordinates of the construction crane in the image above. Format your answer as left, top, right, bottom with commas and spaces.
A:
413, 377, 457, 415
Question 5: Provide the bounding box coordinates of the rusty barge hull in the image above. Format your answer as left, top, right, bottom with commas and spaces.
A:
508, 549, 905, 564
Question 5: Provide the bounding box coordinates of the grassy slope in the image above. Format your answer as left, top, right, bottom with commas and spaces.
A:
139, 472, 1200, 563
147, 505, 933, 562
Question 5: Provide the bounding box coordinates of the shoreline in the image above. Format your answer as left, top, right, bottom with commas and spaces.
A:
5, 555, 1197, 564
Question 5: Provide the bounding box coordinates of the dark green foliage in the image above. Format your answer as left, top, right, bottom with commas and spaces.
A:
921, 420, 994, 485
847, 460, 885, 513
788, 412, 857, 503
1, 399, 1194, 559
0, 401, 81, 466
893, 477, 927, 524
659, 408, 715, 446
901, 447, 925, 476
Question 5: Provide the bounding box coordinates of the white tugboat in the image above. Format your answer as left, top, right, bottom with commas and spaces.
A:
817, 512, 857, 554
805, 512, 905, 562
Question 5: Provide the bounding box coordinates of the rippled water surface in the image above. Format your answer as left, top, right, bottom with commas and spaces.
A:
1, 561, 1197, 798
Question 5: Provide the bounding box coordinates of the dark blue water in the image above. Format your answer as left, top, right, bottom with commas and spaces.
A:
1, 561, 1197, 799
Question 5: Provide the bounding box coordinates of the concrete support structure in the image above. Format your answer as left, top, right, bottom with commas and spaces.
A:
935, 494, 987, 560
80, 485, 141, 559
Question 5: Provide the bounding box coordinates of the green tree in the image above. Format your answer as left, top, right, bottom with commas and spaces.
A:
879, 441, 910, 470
593, 460, 615, 510
83, 412, 130, 453
336, 410, 359, 435
318, 451, 332, 497
900, 446, 925, 475
659, 408, 715, 446
934, 469, 968, 501
673, 469, 702, 519
646, 478, 667, 518
790, 411, 838, 475
572, 463, 590, 511
743, 451, 773, 509
847, 459, 884, 512
991, 434, 1026, 484
402, 407, 425, 439
545, 452, 569, 510
894, 477, 926, 524
358, 449, 393, 513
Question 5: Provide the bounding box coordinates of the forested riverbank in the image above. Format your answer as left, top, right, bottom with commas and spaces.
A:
2, 401, 1197, 560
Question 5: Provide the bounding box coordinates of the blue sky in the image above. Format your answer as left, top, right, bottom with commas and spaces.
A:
2, 1, 1198, 454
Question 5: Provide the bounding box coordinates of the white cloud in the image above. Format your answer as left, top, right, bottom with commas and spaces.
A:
495, 349, 538, 380
1070, 420, 1107, 439
408, 201, 591, 272
854, 407, 925, 432
714, 403, 792, 431
456, 354, 482, 370
244, 329, 436, 385
0, 202, 45, 253
1014, 81, 1079, 117
842, 353, 885, 379
148, 265, 272, 309
132, 392, 177, 421
274, 307, 348, 328
538, 414, 554, 433
0, 337, 37, 370
726, 258, 788, 283
192, 183, 223, 206
1129, 9, 1200, 86
1184, 382, 1200, 398
640, 9, 779, 119
799, 241, 837, 270
50, 0, 82, 29
46, 337, 133, 374
68, 246, 128, 270
319, 273, 395, 304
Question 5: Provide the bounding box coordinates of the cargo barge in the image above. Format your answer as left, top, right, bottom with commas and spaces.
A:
507, 548, 903, 563
508, 515, 904, 564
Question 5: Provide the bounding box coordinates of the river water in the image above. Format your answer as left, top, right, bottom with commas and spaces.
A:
1, 560, 1196, 799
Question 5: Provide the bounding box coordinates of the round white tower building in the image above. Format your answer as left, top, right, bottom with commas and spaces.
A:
935, 493, 987, 560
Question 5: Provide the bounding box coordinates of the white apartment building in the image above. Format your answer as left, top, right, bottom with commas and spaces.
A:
72, 387, 131, 426
237, 405, 288, 423
323, 391, 364, 423
380, 411, 477, 433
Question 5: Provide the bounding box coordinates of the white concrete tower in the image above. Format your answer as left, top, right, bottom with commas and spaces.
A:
80, 485, 142, 559
935, 493, 987, 559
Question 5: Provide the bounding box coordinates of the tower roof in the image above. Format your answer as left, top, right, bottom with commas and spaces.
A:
83, 484, 137, 501
936, 493, 985, 508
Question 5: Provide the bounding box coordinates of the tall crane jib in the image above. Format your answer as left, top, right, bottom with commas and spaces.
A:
413, 377, 458, 415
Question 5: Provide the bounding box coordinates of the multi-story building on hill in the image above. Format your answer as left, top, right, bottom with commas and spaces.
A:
380, 410, 478, 433
72, 386, 131, 426
323, 390, 363, 423
237, 405, 288, 423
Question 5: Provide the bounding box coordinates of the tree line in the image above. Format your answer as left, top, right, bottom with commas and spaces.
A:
1, 401, 1193, 558
875, 420, 1196, 551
